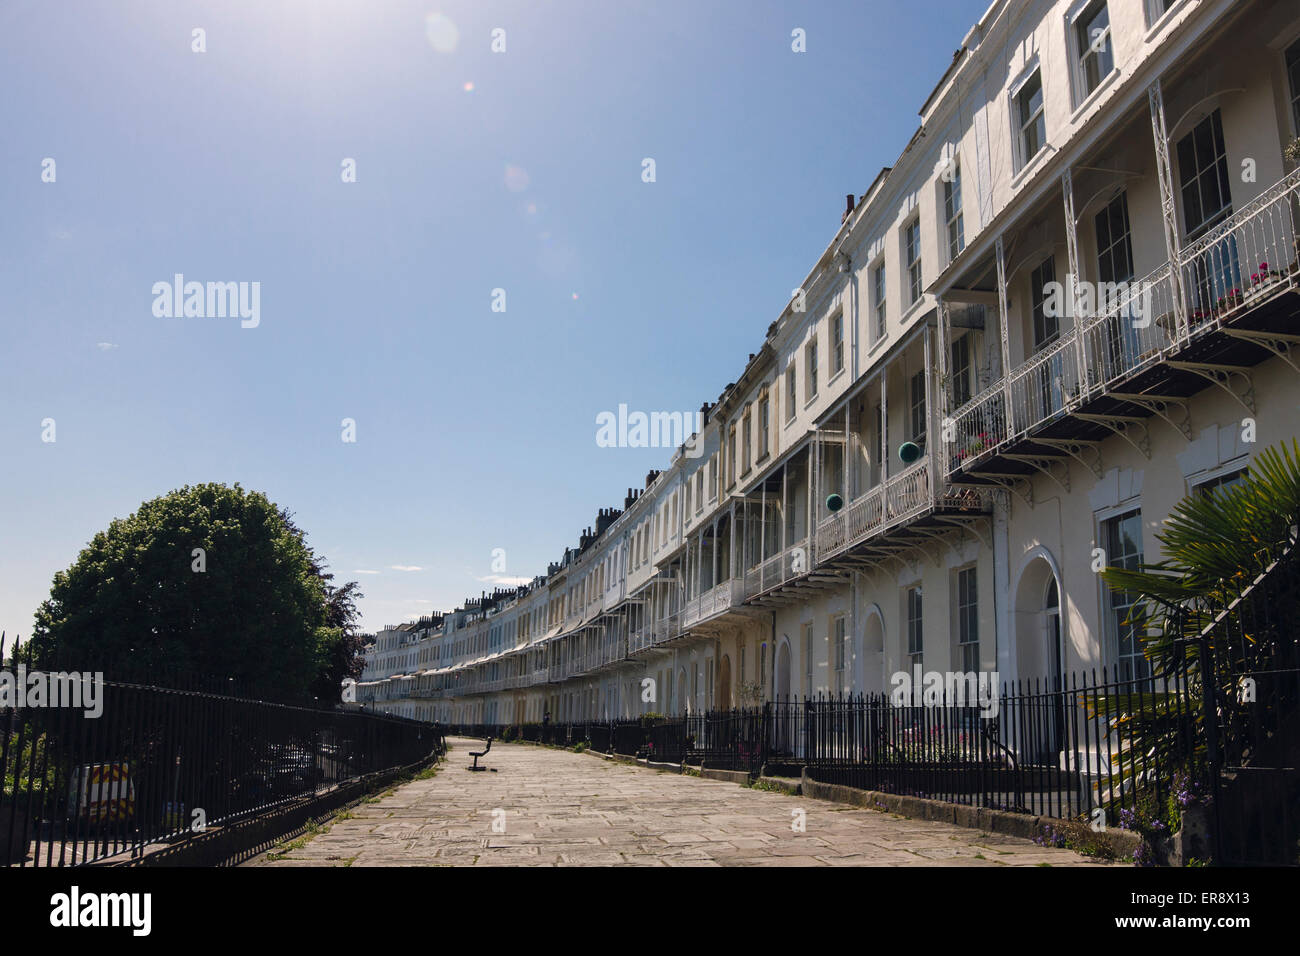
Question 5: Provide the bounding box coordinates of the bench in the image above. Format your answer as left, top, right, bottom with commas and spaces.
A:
468, 737, 493, 772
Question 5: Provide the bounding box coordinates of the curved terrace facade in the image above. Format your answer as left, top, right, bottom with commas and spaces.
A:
360, 0, 1300, 724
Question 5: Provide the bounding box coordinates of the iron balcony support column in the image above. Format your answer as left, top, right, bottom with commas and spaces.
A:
879, 372, 888, 483
711, 514, 720, 591
1062, 168, 1088, 395
937, 298, 951, 469
995, 233, 1014, 437
846, 395, 854, 502
1148, 78, 1187, 340
807, 435, 816, 567
781, 457, 789, 554
696, 530, 704, 600
923, 324, 936, 510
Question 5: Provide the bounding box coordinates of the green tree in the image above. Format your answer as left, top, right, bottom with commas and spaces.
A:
28, 483, 363, 703
310, 579, 368, 701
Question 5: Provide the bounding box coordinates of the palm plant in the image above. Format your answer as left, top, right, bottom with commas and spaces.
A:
1102, 439, 1300, 670
1096, 439, 1300, 799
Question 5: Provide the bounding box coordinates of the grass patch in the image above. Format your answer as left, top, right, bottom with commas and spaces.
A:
265, 821, 328, 861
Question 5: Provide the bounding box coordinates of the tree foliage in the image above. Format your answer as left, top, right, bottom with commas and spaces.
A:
1095, 440, 1300, 789
28, 483, 364, 704
1101, 439, 1300, 673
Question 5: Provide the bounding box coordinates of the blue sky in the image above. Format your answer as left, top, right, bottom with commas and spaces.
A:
0, 0, 984, 636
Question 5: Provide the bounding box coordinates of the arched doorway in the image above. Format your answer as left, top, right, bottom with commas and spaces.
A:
717, 655, 732, 711
1014, 552, 1063, 683
775, 641, 791, 700
1013, 551, 1066, 759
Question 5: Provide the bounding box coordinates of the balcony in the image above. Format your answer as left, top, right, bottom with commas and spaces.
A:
816, 457, 948, 561
681, 578, 743, 629
628, 626, 654, 656
592, 636, 626, 671
949, 169, 1300, 495
653, 610, 682, 646
741, 536, 815, 605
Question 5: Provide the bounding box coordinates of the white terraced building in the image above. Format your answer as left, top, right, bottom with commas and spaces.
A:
360, 0, 1300, 726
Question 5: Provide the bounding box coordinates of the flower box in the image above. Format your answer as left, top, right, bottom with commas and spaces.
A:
1215, 289, 1245, 313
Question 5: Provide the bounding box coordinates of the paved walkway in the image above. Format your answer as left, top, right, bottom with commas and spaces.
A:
254, 737, 1116, 866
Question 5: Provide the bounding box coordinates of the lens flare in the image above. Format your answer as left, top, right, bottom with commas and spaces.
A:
425, 13, 459, 54
504, 165, 530, 192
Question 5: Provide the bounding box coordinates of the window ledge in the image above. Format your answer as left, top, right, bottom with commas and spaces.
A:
1142, 0, 1185, 43
828, 367, 847, 388
803, 394, 819, 410
1010, 145, 1052, 190
1069, 69, 1119, 123
898, 297, 928, 329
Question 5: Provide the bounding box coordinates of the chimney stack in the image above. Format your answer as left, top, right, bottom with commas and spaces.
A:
842, 193, 855, 223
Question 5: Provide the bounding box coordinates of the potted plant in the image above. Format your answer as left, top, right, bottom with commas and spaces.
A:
737, 681, 763, 707
1246, 262, 1280, 298
1215, 288, 1244, 313
1284, 136, 1300, 170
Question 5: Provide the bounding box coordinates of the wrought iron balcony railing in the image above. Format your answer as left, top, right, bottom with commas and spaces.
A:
742, 537, 809, 600
815, 457, 934, 561
948, 168, 1300, 477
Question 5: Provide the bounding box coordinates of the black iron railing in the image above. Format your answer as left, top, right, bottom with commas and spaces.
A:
1, 679, 443, 867
449, 668, 1201, 823
1178, 541, 1300, 864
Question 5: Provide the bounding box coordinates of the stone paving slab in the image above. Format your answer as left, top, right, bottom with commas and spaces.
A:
253, 737, 1122, 867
